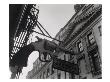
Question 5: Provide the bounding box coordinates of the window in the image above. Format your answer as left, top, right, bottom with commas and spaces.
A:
69, 48, 73, 59
57, 73, 61, 79
44, 71, 46, 79
47, 68, 50, 77
87, 32, 95, 45
51, 67, 54, 74
98, 26, 102, 36
39, 62, 41, 68
91, 54, 101, 72
42, 72, 44, 79
57, 70, 61, 79
64, 55, 66, 61
89, 47, 101, 75
68, 54, 70, 61
65, 71, 66, 79
70, 73, 75, 79
39, 74, 42, 79
69, 73, 71, 79
77, 41, 84, 52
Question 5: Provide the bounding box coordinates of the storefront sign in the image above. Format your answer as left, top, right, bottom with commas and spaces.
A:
53, 58, 79, 74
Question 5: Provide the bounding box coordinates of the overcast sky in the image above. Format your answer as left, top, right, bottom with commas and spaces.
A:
19, 4, 75, 79
36, 4, 75, 38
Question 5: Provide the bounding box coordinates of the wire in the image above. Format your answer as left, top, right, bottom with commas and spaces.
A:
32, 30, 62, 42
36, 23, 45, 35
37, 21, 52, 38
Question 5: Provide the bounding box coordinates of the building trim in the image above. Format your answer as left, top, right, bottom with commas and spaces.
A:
65, 14, 101, 50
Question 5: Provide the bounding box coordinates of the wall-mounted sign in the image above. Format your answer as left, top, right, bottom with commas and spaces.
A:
53, 58, 79, 75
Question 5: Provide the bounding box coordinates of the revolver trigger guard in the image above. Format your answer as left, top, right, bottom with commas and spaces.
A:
39, 52, 53, 62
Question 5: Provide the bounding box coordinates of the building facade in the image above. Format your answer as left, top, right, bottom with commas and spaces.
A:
26, 4, 102, 79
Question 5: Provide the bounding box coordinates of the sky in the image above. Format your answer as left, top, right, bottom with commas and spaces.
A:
19, 4, 75, 79
35, 4, 75, 39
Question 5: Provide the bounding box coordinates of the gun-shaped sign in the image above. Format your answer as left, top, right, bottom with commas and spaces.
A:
10, 36, 74, 79
31, 36, 74, 62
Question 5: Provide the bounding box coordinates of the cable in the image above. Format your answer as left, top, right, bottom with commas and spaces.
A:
32, 30, 62, 42
37, 21, 52, 38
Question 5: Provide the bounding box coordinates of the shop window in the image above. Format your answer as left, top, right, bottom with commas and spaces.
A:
77, 41, 84, 52
87, 32, 95, 45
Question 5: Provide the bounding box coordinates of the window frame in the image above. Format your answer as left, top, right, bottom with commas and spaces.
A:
98, 25, 102, 36
87, 32, 96, 45
77, 40, 84, 53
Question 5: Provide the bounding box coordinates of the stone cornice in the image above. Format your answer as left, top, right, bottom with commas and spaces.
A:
63, 7, 101, 48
